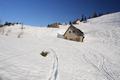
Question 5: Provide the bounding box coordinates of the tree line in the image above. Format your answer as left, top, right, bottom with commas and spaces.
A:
47, 12, 111, 27
0, 21, 22, 27
70, 12, 110, 24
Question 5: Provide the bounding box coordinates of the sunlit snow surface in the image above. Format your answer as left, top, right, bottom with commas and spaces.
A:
0, 12, 120, 80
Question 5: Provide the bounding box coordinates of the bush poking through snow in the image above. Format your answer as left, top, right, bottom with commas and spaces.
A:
17, 32, 24, 38
5, 30, 11, 36
40, 51, 49, 57
0, 27, 5, 35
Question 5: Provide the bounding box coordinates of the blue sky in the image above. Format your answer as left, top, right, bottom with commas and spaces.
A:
0, 0, 120, 26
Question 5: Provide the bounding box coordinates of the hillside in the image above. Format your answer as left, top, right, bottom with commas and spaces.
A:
0, 12, 120, 80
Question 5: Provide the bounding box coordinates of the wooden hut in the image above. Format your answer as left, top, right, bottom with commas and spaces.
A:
63, 25, 84, 42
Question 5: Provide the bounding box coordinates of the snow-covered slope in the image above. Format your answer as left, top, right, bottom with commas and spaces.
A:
0, 12, 120, 80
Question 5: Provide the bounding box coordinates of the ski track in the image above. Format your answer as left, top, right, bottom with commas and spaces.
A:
47, 49, 59, 80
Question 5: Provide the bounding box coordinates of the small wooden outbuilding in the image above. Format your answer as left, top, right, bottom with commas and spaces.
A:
47, 23, 60, 28
73, 19, 81, 24
63, 25, 84, 42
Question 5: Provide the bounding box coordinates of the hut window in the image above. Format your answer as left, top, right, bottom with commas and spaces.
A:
69, 31, 71, 33
73, 31, 75, 33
